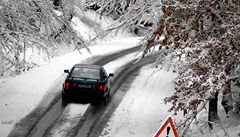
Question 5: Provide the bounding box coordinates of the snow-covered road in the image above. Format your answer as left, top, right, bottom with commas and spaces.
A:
39, 51, 140, 137
0, 37, 141, 137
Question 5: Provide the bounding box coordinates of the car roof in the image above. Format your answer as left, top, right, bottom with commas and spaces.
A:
73, 64, 102, 69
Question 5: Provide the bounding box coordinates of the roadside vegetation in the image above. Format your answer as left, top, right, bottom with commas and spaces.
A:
1, 0, 240, 136
84, 1, 240, 135
0, 0, 86, 76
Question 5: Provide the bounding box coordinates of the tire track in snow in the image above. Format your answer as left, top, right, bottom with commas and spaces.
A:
42, 52, 139, 137
43, 104, 89, 137
43, 52, 137, 137
74, 54, 158, 137
7, 46, 141, 137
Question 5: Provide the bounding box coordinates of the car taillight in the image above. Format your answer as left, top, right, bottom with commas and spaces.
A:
64, 81, 74, 88
97, 84, 104, 91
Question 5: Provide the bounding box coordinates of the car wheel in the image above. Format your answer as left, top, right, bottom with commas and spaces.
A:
62, 95, 68, 105
103, 93, 110, 105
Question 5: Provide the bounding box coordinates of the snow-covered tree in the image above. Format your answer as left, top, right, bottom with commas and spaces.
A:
84, 0, 162, 36
84, 0, 240, 133
0, 0, 85, 76
143, 0, 240, 115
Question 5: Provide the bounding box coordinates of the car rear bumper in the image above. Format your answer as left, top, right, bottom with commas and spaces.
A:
62, 89, 105, 101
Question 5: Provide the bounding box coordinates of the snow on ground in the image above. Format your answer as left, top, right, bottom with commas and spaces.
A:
188, 98, 240, 137
0, 37, 141, 137
99, 64, 177, 137
47, 104, 90, 137
72, 16, 97, 41
73, 7, 133, 43
42, 51, 140, 137
105, 60, 240, 137
104, 52, 140, 74
99, 63, 240, 137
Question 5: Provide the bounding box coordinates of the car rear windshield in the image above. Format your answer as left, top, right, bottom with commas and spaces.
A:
71, 67, 100, 80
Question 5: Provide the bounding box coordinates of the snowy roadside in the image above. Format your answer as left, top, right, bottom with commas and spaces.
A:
100, 62, 240, 137
99, 64, 178, 137
188, 98, 240, 137
0, 37, 141, 137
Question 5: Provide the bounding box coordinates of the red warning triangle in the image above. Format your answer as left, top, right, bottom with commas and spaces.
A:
153, 116, 179, 137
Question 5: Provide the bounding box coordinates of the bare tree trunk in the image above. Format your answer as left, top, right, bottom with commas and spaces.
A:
208, 92, 219, 129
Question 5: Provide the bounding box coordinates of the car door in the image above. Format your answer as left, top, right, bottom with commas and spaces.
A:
101, 67, 110, 92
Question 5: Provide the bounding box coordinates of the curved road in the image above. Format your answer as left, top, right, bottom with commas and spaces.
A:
8, 46, 157, 137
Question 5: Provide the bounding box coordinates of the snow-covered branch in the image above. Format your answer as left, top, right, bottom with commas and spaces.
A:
0, 0, 87, 76
83, 0, 240, 115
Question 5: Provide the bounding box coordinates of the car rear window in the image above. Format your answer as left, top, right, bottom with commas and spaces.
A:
71, 67, 100, 80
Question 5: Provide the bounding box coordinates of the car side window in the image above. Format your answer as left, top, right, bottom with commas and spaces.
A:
68, 67, 75, 78
101, 68, 108, 80
103, 68, 108, 78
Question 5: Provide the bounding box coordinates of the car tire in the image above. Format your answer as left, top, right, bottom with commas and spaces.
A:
62, 95, 68, 104
103, 92, 110, 105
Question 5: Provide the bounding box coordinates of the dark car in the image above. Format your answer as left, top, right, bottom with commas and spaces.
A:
62, 64, 114, 104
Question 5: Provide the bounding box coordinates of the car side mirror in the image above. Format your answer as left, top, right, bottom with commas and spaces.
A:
64, 69, 69, 73
109, 73, 114, 77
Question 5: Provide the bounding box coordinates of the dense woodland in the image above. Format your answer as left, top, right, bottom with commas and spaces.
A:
1, 0, 240, 135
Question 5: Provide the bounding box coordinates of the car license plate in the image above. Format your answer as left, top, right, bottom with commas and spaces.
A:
78, 84, 91, 88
